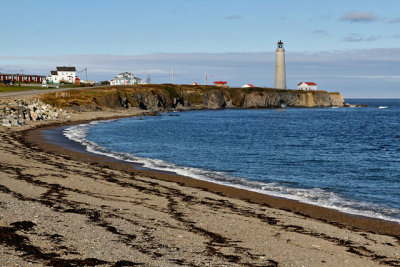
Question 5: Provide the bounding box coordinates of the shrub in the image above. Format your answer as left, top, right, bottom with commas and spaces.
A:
163, 85, 178, 98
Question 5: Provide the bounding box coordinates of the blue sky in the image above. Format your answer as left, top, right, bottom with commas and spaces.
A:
1, 0, 399, 98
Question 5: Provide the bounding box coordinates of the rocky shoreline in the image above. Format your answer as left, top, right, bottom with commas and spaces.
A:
1, 85, 345, 128
0, 98, 71, 127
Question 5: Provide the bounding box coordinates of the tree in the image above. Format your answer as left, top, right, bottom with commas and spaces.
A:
99, 80, 110, 86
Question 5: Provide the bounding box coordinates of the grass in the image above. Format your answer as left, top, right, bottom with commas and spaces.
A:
40, 87, 117, 108
164, 85, 178, 98
186, 93, 203, 105
0, 84, 95, 93
0, 85, 47, 92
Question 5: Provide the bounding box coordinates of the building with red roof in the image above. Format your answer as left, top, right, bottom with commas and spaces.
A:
242, 84, 255, 88
297, 82, 318, 91
213, 81, 228, 87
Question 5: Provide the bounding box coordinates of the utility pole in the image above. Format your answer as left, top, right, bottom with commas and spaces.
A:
205, 72, 207, 85
85, 67, 88, 82
172, 67, 174, 84
130, 66, 133, 85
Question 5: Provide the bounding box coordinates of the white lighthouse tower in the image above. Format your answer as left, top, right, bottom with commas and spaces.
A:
275, 40, 286, 89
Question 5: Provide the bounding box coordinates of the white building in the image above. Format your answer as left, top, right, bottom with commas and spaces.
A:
110, 72, 142, 85
275, 40, 286, 89
47, 66, 76, 84
297, 82, 318, 91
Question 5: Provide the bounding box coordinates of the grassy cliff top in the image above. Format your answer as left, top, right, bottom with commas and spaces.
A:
39, 84, 340, 108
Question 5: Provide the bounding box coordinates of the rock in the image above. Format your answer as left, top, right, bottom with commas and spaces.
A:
30, 111, 38, 121
202, 90, 226, 109
1, 118, 11, 127
10, 118, 19, 127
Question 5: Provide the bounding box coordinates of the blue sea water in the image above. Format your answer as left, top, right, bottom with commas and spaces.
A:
64, 99, 400, 223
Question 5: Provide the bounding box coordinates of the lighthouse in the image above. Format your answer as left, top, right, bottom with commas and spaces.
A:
275, 40, 286, 89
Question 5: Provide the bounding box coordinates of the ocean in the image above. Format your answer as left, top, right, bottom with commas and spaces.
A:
63, 99, 400, 223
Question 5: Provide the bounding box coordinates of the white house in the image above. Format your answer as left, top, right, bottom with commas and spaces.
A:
110, 72, 142, 85
242, 84, 255, 88
297, 82, 318, 90
47, 66, 76, 84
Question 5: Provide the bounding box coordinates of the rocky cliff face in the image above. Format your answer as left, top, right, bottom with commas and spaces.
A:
40, 85, 344, 112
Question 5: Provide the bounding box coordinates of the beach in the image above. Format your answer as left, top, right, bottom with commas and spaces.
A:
1, 99, 400, 266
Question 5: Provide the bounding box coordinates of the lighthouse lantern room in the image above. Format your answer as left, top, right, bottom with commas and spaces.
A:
277, 40, 284, 49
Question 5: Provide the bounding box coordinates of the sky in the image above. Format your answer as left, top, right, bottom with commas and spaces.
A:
0, 0, 399, 98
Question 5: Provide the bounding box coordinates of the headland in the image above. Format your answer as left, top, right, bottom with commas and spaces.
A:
39, 84, 345, 111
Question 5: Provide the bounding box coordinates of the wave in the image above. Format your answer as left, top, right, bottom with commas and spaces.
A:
63, 122, 400, 224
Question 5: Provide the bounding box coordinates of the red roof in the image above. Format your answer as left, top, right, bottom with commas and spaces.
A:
298, 82, 317, 86
192, 82, 198, 85
243, 84, 255, 87
214, 81, 227, 84
278, 40, 283, 44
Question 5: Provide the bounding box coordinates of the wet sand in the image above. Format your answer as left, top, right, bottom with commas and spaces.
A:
1, 109, 400, 266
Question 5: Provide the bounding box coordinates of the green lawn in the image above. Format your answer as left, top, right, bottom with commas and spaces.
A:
0, 84, 81, 93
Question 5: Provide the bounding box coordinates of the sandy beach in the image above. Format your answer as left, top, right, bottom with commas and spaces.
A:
1, 98, 400, 266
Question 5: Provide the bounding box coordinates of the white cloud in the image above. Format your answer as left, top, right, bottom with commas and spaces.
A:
343, 75, 400, 79
313, 30, 328, 35
342, 34, 380, 42
388, 18, 400, 23
340, 12, 378, 23
224, 15, 242, 20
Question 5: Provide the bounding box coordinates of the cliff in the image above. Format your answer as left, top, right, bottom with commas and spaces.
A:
40, 84, 344, 112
